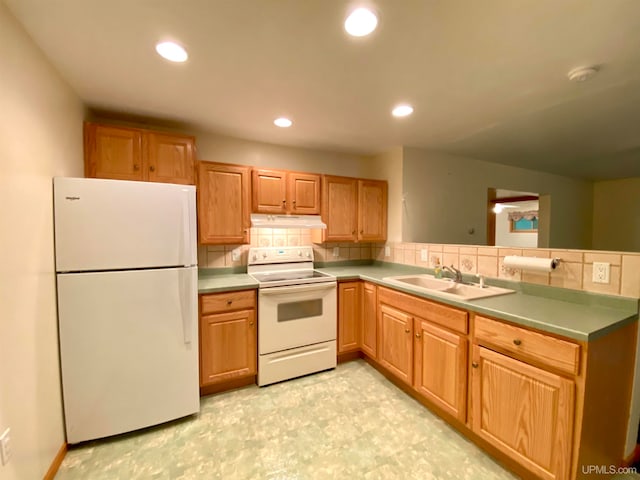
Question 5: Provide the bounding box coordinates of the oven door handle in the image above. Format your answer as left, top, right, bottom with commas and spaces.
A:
259, 282, 337, 296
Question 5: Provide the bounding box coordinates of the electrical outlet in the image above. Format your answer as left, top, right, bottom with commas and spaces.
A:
333, 247, 340, 257
384, 246, 391, 257
231, 248, 240, 262
0, 428, 11, 466
592, 262, 610, 284
420, 249, 428, 262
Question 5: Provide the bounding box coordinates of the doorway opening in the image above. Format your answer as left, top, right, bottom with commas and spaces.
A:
487, 189, 540, 248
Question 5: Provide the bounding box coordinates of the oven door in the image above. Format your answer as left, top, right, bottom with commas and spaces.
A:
258, 282, 337, 354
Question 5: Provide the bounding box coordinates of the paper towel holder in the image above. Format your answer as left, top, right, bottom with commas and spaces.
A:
551, 258, 561, 268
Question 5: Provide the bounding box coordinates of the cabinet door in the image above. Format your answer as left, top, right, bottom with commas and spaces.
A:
471, 345, 574, 480
414, 319, 467, 422
379, 304, 413, 385
85, 123, 144, 181
197, 162, 251, 244
288, 172, 320, 214
338, 282, 361, 353
361, 282, 377, 359
252, 169, 287, 213
146, 133, 195, 185
358, 179, 387, 241
200, 309, 256, 386
322, 175, 358, 241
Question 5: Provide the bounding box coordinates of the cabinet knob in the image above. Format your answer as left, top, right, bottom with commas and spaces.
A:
227, 300, 233, 305
352, 230, 356, 235
360, 230, 364, 234
415, 333, 421, 338
249, 321, 254, 326
133, 164, 140, 171
282, 199, 286, 205
472, 362, 479, 368
292, 200, 296, 207
513, 339, 522, 346
405, 328, 410, 333
149, 165, 155, 172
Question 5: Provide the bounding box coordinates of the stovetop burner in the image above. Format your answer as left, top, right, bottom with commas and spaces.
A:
247, 246, 336, 288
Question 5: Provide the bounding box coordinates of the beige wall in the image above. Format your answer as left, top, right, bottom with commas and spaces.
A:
592, 177, 640, 252
194, 131, 371, 178
402, 148, 594, 249
0, 4, 85, 479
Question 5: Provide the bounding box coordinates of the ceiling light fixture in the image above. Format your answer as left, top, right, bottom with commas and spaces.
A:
392, 104, 414, 117
567, 66, 599, 83
155, 41, 188, 62
274, 117, 293, 128
344, 7, 378, 37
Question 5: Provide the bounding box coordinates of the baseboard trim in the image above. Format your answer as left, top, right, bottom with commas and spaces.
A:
43, 442, 67, 480
337, 350, 362, 364
199, 375, 256, 397
623, 443, 640, 467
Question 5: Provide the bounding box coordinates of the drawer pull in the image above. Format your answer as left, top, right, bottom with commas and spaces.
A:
227, 300, 233, 305
513, 339, 522, 346
472, 362, 479, 368
405, 328, 410, 333
415, 333, 421, 338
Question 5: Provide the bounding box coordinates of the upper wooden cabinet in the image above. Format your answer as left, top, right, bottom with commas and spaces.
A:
252, 169, 320, 214
358, 180, 387, 241
319, 175, 387, 242
84, 122, 195, 185
197, 161, 251, 245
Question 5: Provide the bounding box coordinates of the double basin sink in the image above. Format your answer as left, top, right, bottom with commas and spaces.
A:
382, 274, 515, 301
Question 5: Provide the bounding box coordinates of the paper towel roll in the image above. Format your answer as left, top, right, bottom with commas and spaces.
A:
503, 255, 559, 273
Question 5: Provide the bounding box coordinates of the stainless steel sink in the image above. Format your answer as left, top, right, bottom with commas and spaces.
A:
382, 274, 515, 300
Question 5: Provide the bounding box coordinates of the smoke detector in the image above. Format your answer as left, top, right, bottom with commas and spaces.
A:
568, 66, 599, 83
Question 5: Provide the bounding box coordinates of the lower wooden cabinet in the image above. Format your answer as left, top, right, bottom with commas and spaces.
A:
199, 290, 256, 387
471, 345, 574, 480
379, 304, 413, 385
414, 318, 467, 422
361, 282, 378, 358
338, 282, 361, 353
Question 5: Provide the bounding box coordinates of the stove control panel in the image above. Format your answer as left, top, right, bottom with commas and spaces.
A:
248, 246, 314, 265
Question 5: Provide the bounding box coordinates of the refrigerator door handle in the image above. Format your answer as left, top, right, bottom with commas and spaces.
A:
180, 189, 192, 267
178, 269, 193, 345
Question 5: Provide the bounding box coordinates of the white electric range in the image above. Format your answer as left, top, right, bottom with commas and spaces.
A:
247, 246, 337, 386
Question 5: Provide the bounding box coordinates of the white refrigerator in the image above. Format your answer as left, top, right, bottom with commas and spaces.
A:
54, 177, 199, 444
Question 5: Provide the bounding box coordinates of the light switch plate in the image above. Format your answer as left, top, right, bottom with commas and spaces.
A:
592, 262, 610, 284
420, 249, 428, 262
384, 246, 391, 257
333, 247, 340, 257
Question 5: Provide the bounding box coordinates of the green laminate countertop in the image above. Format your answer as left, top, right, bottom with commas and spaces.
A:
198, 270, 258, 294
197, 263, 638, 341
315, 264, 639, 342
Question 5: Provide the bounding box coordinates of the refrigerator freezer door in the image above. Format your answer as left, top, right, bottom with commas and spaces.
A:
57, 266, 199, 444
54, 177, 197, 272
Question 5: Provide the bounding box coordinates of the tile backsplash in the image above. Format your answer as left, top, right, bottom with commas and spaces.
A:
197, 228, 375, 269
374, 242, 640, 298
197, 233, 640, 299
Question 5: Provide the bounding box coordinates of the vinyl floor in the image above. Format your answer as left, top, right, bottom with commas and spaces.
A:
55, 359, 640, 480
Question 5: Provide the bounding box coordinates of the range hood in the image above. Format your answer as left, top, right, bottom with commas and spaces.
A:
251, 214, 326, 229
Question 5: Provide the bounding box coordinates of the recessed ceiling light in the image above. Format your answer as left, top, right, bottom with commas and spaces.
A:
392, 104, 414, 117
567, 66, 598, 82
155, 41, 188, 62
274, 117, 293, 128
344, 8, 378, 37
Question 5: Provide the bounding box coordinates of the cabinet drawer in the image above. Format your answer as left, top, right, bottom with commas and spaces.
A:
474, 315, 580, 376
378, 287, 468, 334
200, 290, 256, 314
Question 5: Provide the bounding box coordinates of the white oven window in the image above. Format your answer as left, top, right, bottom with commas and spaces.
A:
278, 299, 323, 322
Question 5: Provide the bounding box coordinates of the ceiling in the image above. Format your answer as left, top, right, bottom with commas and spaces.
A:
6, 0, 640, 180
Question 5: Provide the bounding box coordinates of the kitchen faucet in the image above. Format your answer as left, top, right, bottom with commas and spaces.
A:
442, 265, 463, 283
